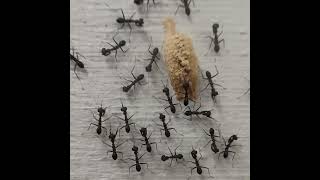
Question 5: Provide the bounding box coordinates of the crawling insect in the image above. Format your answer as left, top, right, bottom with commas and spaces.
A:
102, 125, 126, 160
206, 23, 225, 54
186, 147, 212, 176
88, 103, 112, 135
101, 32, 128, 62
174, 0, 195, 16
116, 9, 144, 42
161, 143, 184, 167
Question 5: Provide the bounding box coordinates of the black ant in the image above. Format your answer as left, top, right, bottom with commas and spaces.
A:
177, 81, 193, 106
70, 48, 85, 80
154, 80, 179, 113
219, 134, 240, 160
202, 128, 220, 153
206, 23, 225, 54
102, 124, 126, 160
101, 32, 128, 62
139, 127, 158, 152
175, 0, 195, 16
161, 142, 184, 167
184, 102, 215, 121
201, 65, 225, 103
115, 99, 136, 135
152, 113, 179, 137
117, 9, 144, 42
121, 64, 145, 93
187, 147, 211, 176
134, 0, 156, 12
88, 103, 112, 135
126, 145, 149, 174
144, 43, 160, 72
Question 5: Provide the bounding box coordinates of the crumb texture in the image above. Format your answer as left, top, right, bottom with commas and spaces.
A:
162, 17, 199, 101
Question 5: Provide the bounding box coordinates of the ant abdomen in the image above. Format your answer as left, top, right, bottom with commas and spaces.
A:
197, 167, 202, 174
185, 8, 190, 16
177, 154, 183, 159
134, 0, 143, 5
184, 99, 188, 106
123, 86, 130, 92
145, 65, 152, 72
136, 164, 141, 171
125, 126, 130, 133
112, 153, 117, 160
147, 145, 152, 152
116, 18, 124, 23
137, 74, 145, 80
211, 144, 219, 153
170, 106, 176, 113
97, 128, 102, 135
119, 40, 126, 46
214, 45, 220, 53
165, 130, 171, 137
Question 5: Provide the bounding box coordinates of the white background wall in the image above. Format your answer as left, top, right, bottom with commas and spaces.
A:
70, 0, 250, 179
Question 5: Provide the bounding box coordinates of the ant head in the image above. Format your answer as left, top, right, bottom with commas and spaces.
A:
78, 61, 84, 68
137, 74, 144, 80
165, 130, 170, 137
140, 127, 147, 136
96, 128, 102, 135
98, 107, 106, 115
101, 48, 111, 56
197, 167, 202, 174
109, 133, 115, 140
119, 40, 126, 46
153, 48, 159, 54
135, 18, 144, 26
231, 134, 238, 140
163, 86, 169, 94
204, 111, 211, 117
212, 91, 218, 97
209, 128, 215, 135
161, 155, 167, 161
205, 71, 211, 77
214, 45, 220, 53
185, 7, 190, 16
145, 65, 152, 72
122, 86, 130, 92
177, 154, 183, 159
112, 153, 117, 160
212, 23, 219, 31
184, 110, 192, 116
132, 145, 138, 152
191, 149, 197, 158
134, 0, 142, 5
125, 126, 130, 133
120, 106, 127, 112
223, 151, 228, 158
147, 145, 152, 152
159, 113, 165, 120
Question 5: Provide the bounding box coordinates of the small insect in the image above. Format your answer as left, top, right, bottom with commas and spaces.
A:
219, 134, 239, 160
176, 81, 192, 106
152, 113, 180, 137
117, 9, 144, 42
206, 23, 225, 54
139, 127, 158, 152
134, 0, 156, 12
115, 99, 136, 135
202, 127, 220, 153
88, 103, 112, 135
187, 147, 211, 176
175, 0, 195, 16
200, 64, 225, 103
154, 80, 179, 113
144, 43, 160, 72
126, 145, 149, 174
184, 102, 215, 121
70, 47, 85, 80
101, 32, 128, 62
161, 142, 184, 167
102, 124, 126, 160
121, 64, 145, 93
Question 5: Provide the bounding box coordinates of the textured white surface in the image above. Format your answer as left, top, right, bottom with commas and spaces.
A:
70, 0, 250, 180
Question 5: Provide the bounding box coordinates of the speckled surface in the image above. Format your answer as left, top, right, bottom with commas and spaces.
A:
70, 0, 250, 179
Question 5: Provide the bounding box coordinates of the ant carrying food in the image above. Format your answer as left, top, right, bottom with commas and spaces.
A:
116, 9, 144, 42
101, 32, 128, 62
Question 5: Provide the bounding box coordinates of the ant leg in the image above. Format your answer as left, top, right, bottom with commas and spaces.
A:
190, 167, 197, 175
106, 150, 113, 155
73, 64, 81, 80
102, 141, 112, 148
200, 166, 212, 176
139, 162, 149, 169
116, 140, 127, 148
150, 142, 158, 151
168, 147, 174, 156
169, 158, 173, 167
120, 8, 126, 20
102, 115, 112, 122
203, 140, 211, 149
127, 22, 133, 42
238, 88, 250, 99
159, 129, 164, 136
174, 5, 183, 15
139, 152, 147, 159
191, 0, 195, 7
90, 110, 99, 121
106, 42, 116, 49
211, 65, 219, 78
205, 36, 214, 55
114, 49, 118, 62
201, 71, 208, 80
116, 151, 124, 159
219, 38, 225, 48
128, 164, 136, 174
200, 83, 210, 93
218, 151, 224, 159
213, 83, 226, 89
88, 123, 98, 130
228, 151, 237, 160
130, 65, 137, 80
